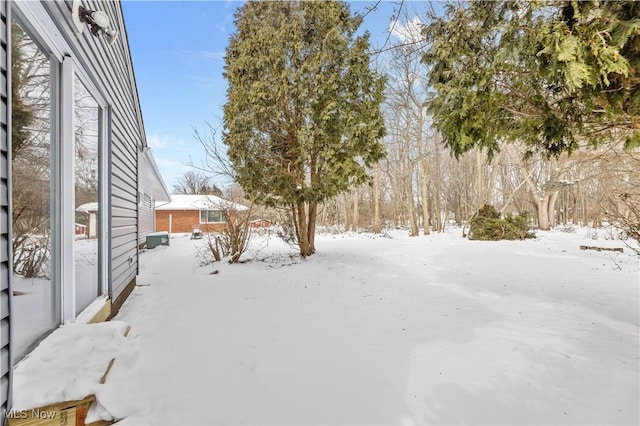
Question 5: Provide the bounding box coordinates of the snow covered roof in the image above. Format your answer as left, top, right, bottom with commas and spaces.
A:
155, 194, 248, 211
76, 202, 99, 213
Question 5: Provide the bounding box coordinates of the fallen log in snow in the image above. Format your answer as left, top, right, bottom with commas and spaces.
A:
579, 245, 624, 253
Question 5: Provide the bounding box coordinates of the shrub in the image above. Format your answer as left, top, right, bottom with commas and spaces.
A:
605, 192, 640, 256
199, 205, 253, 266
468, 204, 535, 241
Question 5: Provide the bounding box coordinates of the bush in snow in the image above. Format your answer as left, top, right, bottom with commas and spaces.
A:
198, 206, 254, 266
468, 204, 535, 241
13, 233, 51, 278
603, 191, 640, 256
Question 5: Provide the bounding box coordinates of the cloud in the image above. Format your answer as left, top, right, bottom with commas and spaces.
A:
180, 50, 225, 63
147, 134, 166, 149
146, 134, 186, 150
155, 157, 186, 171
390, 16, 425, 44
201, 50, 226, 61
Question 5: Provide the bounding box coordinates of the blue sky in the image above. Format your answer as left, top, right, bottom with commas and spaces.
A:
122, 1, 416, 191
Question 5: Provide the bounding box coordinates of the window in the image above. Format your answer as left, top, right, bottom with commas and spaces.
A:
10, 5, 111, 362
73, 74, 103, 315
11, 19, 60, 361
200, 210, 224, 223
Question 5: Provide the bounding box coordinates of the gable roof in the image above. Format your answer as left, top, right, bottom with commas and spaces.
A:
155, 194, 248, 211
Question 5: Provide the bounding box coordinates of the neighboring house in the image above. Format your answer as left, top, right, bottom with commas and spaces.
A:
138, 147, 171, 247
76, 202, 98, 238
250, 218, 272, 228
0, 0, 169, 421
155, 194, 248, 234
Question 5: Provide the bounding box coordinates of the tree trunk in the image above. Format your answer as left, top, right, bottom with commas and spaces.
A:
342, 193, 350, 232
433, 132, 443, 232
292, 201, 317, 257
296, 202, 308, 255
307, 201, 317, 254
406, 163, 419, 236
295, 201, 316, 257
373, 162, 382, 233
291, 203, 300, 244
419, 172, 430, 235
531, 192, 559, 230
408, 190, 419, 236
351, 188, 359, 232
534, 197, 550, 230
417, 117, 430, 235
548, 190, 559, 228
476, 149, 486, 206
456, 192, 463, 225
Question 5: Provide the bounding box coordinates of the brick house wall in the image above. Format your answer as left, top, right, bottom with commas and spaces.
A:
156, 210, 227, 233
250, 219, 272, 228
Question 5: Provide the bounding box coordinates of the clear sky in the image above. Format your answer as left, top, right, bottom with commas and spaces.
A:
121, 1, 416, 191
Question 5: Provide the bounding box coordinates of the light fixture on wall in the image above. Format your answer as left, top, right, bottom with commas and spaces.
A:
72, 0, 119, 46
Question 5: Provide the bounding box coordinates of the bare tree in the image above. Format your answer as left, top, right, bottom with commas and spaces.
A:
173, 170, 222, 196
203, 201, 255, 264
11, 22, 53, 278
188, 124, 258, 263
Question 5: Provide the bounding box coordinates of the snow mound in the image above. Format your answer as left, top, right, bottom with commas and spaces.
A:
12, 321, 136, 411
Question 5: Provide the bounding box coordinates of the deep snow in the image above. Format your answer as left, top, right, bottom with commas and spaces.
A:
14, 227, 640, 425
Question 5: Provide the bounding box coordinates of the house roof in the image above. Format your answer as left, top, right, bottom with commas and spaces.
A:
76, 202, 99, 213
139, 148, 171, 202
155, 194, 248, 211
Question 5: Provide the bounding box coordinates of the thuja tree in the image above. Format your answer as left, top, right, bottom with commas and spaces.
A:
223, 0, 386, 256
421, 1, 639, 158
468, 204, 535, 241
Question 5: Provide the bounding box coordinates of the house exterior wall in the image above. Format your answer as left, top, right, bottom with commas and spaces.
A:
138, 149, 170, 247
0, 1, 165, 420
1, 0, 11, 419
250, 219, 272, 228
155, 210, 227, 234
40, 0, 145, 306
138, 191, 154, 247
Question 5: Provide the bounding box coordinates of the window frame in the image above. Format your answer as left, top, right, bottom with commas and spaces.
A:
71, 71, 109, 316
11, 1, 112, 326
9, 11, 63, 362
200, 209, 224, 224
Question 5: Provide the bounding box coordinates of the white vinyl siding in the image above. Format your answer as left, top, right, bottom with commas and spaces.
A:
1, 1, 166, 420
138, 191, 154, 246
38, 1, 143, 303
1, 1, 11, 419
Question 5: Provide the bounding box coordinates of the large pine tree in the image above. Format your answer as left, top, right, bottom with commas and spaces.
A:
421, 1, 639, 158
223, 0, 386, 256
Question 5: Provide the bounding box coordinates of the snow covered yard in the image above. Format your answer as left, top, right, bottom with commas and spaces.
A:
96, 228, 638, 425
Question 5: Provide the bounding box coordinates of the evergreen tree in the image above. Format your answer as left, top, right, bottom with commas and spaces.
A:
421, 1, 639, 158
223, 0, 386, 256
